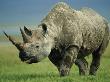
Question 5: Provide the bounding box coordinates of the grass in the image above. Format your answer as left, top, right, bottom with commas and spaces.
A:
0, 44, 110, 82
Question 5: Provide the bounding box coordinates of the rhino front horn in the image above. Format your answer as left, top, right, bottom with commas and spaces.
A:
3, 31, 24, 51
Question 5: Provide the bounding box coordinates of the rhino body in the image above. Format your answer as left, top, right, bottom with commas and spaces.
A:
42, 2, 109, 76
5, 2, 109, 76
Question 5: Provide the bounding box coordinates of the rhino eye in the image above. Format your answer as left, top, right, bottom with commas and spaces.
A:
36, 46, 39, 48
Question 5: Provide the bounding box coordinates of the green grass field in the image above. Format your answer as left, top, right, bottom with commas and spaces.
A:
0, 44, 110, 82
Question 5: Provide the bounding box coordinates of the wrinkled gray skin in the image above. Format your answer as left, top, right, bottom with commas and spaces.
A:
4, 2, 109, 76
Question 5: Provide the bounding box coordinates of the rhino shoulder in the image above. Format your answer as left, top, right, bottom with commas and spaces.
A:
51, 2, 75, 13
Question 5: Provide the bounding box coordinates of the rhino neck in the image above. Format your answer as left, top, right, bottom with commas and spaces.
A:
47, 29, 61, 49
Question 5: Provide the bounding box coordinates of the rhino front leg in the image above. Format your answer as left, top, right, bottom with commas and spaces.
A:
48, 48, 62, 71
59, 47, 78, 76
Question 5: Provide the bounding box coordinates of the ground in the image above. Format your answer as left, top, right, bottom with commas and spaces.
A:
0, 44, 110, 82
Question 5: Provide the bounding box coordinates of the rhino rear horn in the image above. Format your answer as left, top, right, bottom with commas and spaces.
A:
3, 31, 24, 51
24, 26, 32, 36
20, 28, 31, 43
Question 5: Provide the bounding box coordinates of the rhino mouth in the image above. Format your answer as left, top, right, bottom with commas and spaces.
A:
23, 56, 38, 64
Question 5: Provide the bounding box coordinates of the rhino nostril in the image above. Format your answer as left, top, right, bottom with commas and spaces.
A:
19, 52, 28, 58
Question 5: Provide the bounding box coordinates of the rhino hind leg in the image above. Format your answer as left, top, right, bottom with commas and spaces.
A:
90, 22, 109, 75
75, 58, 88, 75
90, 37, 109, 75
89, 48, 102, 75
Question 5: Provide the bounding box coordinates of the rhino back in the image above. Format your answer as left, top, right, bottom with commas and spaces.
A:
41, 2, 109, 51
79, 7, 109, 51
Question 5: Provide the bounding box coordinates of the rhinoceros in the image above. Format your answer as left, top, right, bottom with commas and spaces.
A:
4, 2, 109, 76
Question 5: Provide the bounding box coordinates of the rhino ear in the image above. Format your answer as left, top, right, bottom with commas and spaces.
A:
24, 26, 32, 36
42, 23, 47, 33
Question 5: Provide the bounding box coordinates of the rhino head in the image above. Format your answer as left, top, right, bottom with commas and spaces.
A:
4, 23, 54, 64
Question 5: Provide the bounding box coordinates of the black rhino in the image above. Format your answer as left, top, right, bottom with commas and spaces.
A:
4, 2, 109, 76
